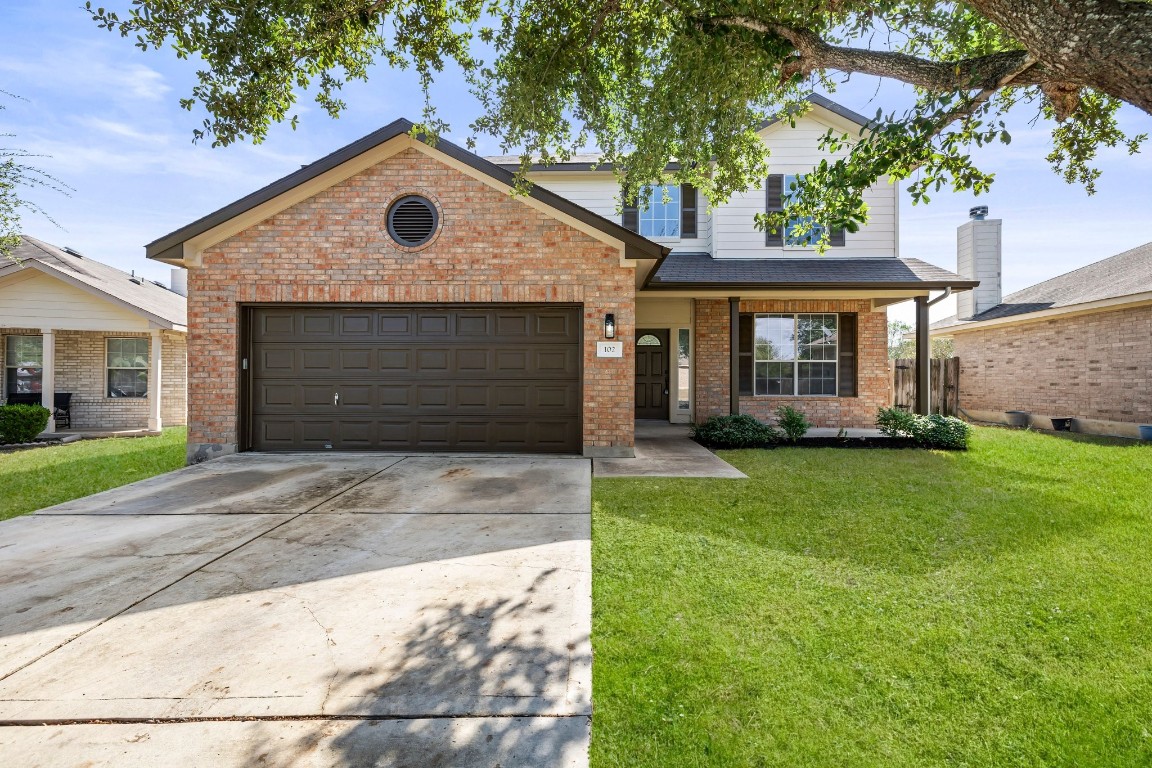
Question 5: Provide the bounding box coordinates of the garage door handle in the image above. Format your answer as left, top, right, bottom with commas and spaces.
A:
334, 392, 339, 406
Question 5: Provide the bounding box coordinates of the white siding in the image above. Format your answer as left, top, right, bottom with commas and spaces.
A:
519, 107, 898, 261
0, 270, 152, 331
527, 172, 714, 255
714, 112, 897, 259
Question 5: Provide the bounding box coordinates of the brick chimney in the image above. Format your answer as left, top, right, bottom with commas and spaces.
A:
956, 206, 1002, 319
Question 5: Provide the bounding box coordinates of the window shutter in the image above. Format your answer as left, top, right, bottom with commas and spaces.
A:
680, 183, 697, 238
829, 226, 846, 247
837, 313, 857, 397
738, 313, 754, 395
621, 191, 638, 233
765, 175, 784, 247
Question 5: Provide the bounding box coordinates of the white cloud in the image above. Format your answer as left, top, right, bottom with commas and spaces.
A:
0, 49, 171, 103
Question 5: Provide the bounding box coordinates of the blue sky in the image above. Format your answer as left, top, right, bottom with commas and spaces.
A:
5, 0, 1151, 324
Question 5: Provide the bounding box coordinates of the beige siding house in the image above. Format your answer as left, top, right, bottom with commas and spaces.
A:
0, 236, 188, 433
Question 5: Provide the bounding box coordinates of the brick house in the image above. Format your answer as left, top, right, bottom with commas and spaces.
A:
0, 237, 187, 433
146, 96, 974, 462
930, 216, 1152, 436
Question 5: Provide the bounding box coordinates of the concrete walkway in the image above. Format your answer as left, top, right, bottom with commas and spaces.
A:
593, 421, 747, 479
0, 454, 592, 767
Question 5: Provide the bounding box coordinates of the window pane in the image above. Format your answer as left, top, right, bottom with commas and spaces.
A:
798, 314, 838, 361
782, 175, 827, 246
6, 336, 43, 366
755, 315, 796, 361
637, 185, 681, 238
109, 369, 148, 398
765, 362, 794, 395
5, 336, 44, 395
677, 329, 690, 410
798, 362, 837, 395
108, 338, 150, 369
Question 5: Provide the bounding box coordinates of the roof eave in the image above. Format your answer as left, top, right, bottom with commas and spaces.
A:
147, 119, 666, 264
645, 279, 980, 292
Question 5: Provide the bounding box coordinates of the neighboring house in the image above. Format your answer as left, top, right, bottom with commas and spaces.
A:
930, 217, 1152, 434
0, 236, 188, 433
146, 95, 974, 462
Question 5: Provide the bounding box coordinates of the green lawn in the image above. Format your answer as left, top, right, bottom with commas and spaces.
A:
0, 427, 187, 521
592, 427, 1152, 767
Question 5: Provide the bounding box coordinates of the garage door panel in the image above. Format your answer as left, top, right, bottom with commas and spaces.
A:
249, 305, 581, 452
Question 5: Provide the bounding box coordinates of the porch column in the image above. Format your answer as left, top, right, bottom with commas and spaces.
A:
149, 329, 163, 431
41, 329, 55, 433
915, 295, 930, 415
729, 296, 740, 415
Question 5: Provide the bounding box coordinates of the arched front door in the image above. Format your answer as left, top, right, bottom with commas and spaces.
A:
634, 329, 669, 420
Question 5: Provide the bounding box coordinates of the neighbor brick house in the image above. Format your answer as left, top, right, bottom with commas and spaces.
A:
1, 237, 188, 432
930, 222, 1152, 435
146, 96, 974, 462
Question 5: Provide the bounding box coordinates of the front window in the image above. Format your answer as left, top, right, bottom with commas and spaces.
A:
5, 336, 43, 396
753, 314, 838, 396
783, 174, 826, 247
107, 338, 149, 397
638, 184, 681, 238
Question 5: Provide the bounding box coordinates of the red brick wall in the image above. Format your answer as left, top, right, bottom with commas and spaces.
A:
693, 298, 888, 428
951, 305, 1152, 423
188, 147, 636, 458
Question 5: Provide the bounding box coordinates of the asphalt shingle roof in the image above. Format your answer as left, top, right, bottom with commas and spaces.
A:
931, 240, 1152, 330
647, 252, 975, 289
5, 236, 187, 327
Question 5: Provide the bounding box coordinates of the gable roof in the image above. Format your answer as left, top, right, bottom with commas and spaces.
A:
646, 253, 977, 291
484, 94, 873, 171
2, 236, 186, 329
145, 118, 668, 266
932, 240, 1152, 332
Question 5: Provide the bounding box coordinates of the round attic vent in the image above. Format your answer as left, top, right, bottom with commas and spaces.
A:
387, 195, 439, 247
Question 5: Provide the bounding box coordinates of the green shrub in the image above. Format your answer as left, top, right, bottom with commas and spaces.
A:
0, 404, 51, 444
875, 407, 971, 450
918, 413, 972, 450
775, 405, 811, 442
692, 414, 781, 449
876, 406, 920, 438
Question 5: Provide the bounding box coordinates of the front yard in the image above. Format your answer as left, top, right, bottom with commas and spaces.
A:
0, 427, 187, 521
592, 427, 1152, 766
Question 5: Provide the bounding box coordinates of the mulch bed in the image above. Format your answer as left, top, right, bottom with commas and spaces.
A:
695, 436, 930, 450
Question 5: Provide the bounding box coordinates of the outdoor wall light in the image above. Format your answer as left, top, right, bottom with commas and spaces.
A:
604, 313, 616, 339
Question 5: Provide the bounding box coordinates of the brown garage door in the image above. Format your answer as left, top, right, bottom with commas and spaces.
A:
247, 305, 582, 453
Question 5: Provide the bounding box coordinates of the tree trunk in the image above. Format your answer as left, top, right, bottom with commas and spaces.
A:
971, 0, 1152, 114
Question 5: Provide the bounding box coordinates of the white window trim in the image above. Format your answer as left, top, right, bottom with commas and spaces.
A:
4, 334, 44, 397
105, 337, 151, 399
752, 313, 839, 397
637, 184, 682, 242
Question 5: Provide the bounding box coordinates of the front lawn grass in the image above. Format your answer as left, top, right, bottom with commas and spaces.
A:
592, 427, 1152, 767
0, 427, 187, 521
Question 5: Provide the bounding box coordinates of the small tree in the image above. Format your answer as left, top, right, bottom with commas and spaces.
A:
1, 91, 71, 259
888, 320, 954, 359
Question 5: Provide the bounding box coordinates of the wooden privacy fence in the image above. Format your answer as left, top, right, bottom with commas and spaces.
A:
889, 358, 960, 417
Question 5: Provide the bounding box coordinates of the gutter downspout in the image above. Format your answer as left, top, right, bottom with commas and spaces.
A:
915, 288, 953, 415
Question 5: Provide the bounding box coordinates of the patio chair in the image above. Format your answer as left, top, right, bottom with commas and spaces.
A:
53, 392, 72, 429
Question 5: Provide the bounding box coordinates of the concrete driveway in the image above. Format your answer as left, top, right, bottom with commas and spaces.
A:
0, 454, 591, 767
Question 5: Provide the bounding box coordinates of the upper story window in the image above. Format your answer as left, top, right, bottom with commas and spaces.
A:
622, 183, 697, 239
765, 174, 845, 248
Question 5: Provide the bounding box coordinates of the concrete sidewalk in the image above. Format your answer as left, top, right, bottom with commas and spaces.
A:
594, 421, 747, 479
0, 454, 592, 767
